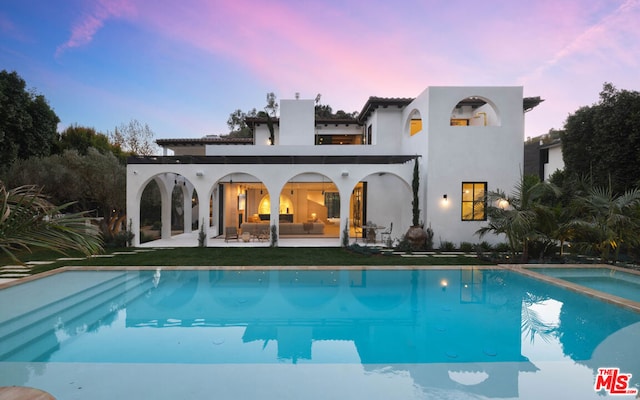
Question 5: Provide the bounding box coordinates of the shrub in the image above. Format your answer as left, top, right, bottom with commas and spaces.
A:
439, 240, 456, 252
493, 242, 510, 253
112, 230, 134, 248
425, 225, 434, 250
347, 243, 381, 255
395, 235, 412, 253
459, 242, 474, 253
197, 220, 206, 247
341, 218, 350, 247
270, 224, 278, 247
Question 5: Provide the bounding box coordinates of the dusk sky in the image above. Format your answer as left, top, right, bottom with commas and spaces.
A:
2, 0, 639, 143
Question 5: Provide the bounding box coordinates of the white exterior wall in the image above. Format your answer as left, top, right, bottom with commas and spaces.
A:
369, 108, 404, 151
254, 123, 277, 146
279, 99, 314, 145
543, 144, 564, 181
422, 87, 523, 245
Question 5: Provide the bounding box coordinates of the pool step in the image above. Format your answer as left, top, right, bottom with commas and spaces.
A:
0, 274, 154, 361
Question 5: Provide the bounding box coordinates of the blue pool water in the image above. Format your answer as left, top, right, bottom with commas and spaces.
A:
527, 267, 640, 303
1, 267, 639, 400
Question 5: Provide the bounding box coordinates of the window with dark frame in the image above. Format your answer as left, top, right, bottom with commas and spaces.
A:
461, 182, 487, 221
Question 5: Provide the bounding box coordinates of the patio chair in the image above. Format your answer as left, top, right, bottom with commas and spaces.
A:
224, 226, 239, 242
380, 222, 393, 244
257, 229, 269, 242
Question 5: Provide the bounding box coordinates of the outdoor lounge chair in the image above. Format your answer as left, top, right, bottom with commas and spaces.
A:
380, 222, 393, 244
224, 226, 239, 242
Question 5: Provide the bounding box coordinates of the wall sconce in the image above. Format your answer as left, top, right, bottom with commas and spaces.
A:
133, 170, 138, 175
196, 171, 204, 177
443, 194, 448, 201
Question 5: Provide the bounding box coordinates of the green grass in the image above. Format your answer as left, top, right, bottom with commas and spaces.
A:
1, 247, 493, 276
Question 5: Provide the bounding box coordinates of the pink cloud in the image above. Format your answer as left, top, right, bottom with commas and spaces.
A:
137, 0, 464, 109
520, 0, 640, 83
56, 0, 137, 57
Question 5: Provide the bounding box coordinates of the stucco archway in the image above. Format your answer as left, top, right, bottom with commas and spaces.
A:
449, 96, 501, 127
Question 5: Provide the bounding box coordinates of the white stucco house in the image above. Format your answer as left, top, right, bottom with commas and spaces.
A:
524, 132, 563, 182
126, 86, 542, 247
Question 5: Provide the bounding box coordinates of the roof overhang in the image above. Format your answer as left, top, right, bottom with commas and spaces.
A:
156, 137, 253, 147
358, 97, 414, 123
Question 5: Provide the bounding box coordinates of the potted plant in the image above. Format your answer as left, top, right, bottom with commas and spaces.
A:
406, 158, 428, 250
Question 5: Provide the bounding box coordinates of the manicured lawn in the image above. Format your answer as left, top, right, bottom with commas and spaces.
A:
1, 247, 493, 276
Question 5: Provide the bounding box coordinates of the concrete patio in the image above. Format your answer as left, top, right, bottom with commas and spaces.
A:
139, 232, 345, 248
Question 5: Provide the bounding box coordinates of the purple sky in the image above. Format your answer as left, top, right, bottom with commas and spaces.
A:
2, 0, 639, 143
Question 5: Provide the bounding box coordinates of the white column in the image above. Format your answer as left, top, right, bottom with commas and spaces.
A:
126, 169, 141, 247
183, 185, 193, 233
339, 189, 351, 246
270, 191, 280, 246
160, 181, 172, 239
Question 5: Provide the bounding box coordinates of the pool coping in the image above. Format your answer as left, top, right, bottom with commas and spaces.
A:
2, 264, 639, 314
502, 263, 640, 313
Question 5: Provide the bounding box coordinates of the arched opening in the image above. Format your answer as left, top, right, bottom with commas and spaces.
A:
140, 178, 161, 243
170, 175, 199, 235
450, 96, 501, 127
216, 173, 270, 240
278, 173, 340, 238
349, 172, 411, 245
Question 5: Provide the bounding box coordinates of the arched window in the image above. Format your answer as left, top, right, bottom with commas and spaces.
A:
406, 109, 423, 136
450, 97, 501, 127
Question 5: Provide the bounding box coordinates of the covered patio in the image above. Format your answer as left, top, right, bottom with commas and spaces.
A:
138, 231, 380, 248
127, 155, 417, 247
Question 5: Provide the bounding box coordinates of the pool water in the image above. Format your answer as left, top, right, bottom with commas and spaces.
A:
527, 267, 640, 303
1, 267, 639, 399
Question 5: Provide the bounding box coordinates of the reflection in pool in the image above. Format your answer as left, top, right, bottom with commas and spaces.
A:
0, 268, 638, 399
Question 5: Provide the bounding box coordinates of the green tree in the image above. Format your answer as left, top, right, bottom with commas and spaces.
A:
5, 149, 125, 217
264, 92, 278, 145
561, 83, 640, 195
226, 108, 257, 138
0, 70, 60, 173
0, 182, 103, 263
477, 174, 560, 261
58, 124, 121, 158
571, 186, 640, 263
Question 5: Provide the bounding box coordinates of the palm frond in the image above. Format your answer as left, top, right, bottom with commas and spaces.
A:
0, 183, 103, 263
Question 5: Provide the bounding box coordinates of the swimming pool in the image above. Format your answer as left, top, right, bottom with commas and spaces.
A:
1, 266, 639, 399
523, 266, 640, 303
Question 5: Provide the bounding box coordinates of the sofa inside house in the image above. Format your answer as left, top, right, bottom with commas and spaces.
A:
241, 221, 325, 235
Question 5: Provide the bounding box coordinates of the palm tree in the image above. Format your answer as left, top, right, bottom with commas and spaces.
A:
572, 186, 640, 263
476, 174, 559, 261
0, 183, 103, 263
